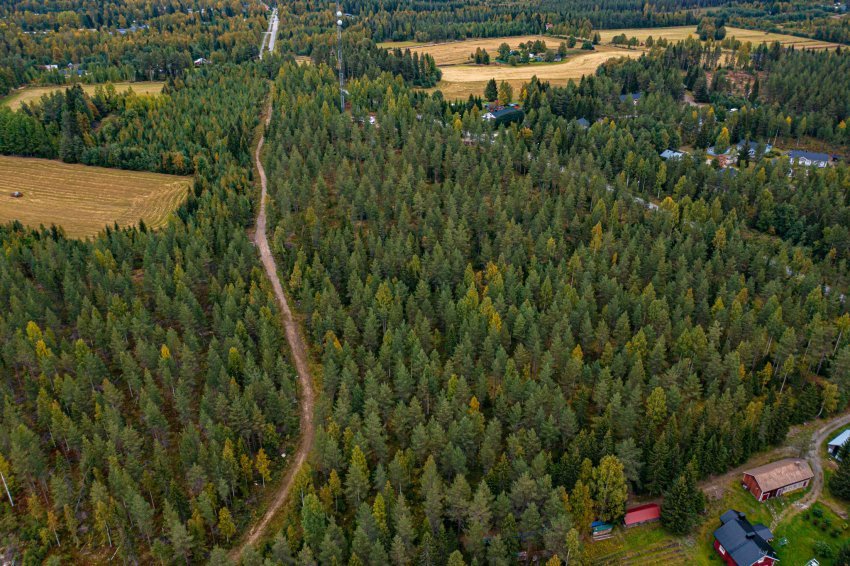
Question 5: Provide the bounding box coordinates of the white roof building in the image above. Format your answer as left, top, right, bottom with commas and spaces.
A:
828, 429, 850, 460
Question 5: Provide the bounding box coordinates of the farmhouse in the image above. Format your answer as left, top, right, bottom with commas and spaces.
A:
714, 510, 777, 566
788, 149, 830, 167
623, 503, 660, 527
742, 458, 813, 501
829, 429, 850, 460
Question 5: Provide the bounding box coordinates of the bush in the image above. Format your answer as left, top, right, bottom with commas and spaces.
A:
814, 540, 835, 558
814, 508, 825, 518
832, 529, 841, 537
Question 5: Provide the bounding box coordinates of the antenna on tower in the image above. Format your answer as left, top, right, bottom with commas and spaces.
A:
336, 3, 345, 112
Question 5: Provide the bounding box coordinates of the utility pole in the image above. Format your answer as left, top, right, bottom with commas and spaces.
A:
336, 3, 345, 112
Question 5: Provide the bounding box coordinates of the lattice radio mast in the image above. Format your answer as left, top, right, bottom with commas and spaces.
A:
336, 3, 345, 112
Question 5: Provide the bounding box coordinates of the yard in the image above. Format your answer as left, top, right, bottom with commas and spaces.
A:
0, 156, 191, 238
773, 503, 850, 565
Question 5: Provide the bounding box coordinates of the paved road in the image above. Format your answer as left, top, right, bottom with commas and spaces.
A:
259, 7, 278, 60
231, 97, 316, 559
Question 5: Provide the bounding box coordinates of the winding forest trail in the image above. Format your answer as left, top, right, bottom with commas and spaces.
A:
231, 97, 316, 559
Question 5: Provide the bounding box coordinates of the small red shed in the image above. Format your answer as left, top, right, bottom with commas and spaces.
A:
623, 503, 661, 527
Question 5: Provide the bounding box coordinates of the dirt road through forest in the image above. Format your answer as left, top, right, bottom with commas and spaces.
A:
231, 97, 316, 559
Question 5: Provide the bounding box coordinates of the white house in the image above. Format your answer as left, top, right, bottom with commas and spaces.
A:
660, 149, 685, 160
788, 150, 831, 168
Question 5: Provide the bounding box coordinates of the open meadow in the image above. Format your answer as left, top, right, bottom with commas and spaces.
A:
0, 156, 191, 238
595, 25, 838, 49
428, 45, 643, 100
1, 81, 165, 110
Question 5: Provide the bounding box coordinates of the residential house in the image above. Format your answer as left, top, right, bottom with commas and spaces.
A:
194, 57, 210, 66
482, 107, 524, 126
736, 140, 772, 158
707, 146, 733, 167
623, 504, 660, 528
714, 510, 777, 566
788, 149, 830, 167
576, 117, 590, 129
619, 92, 642, 105
828, 430, 850, 460
742, 458, 813, 501
660, 149, 685, 160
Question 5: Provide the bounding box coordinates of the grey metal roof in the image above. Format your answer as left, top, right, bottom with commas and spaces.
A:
829, 429, 850, 448
788, 149, 830, 162
714, 510, 777, 566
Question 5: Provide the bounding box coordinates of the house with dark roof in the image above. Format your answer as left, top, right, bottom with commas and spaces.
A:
788, 150, 830, 168
742, 458, 813, 501
714, 510, 777, 566
482, 107, 524, 126
619, 92, 642, 105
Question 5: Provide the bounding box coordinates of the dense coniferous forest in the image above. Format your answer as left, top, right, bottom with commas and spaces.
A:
254, 59, 849, 563
336, 0, 717, 42
0, 0, 267, 96
1, 0, 850, 563
0, 63, 306, 563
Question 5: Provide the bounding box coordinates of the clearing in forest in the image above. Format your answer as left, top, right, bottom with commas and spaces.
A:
1, 81, 165, 110
595, 25, 838, 49
401, 25, 837, 100
425, 45, 643, 100
0, 156, 191, 238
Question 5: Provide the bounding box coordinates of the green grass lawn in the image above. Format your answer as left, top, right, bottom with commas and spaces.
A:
585, 522, 695, 565
773, 502, 850, 565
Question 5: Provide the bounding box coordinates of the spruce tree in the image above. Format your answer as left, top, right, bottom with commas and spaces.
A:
830, 451, 850, 500
484, 79, 498, 101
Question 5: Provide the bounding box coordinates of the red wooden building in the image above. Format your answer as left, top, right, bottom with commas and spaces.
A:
623, 504, 660, 528
742, 458, 813, 502
713, 510, 777, 566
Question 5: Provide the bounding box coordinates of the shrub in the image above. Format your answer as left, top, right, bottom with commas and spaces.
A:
813, 508, 825, 518
814, 540, 835, 558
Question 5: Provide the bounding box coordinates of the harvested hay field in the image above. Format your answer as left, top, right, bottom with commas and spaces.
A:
431, 46, 643, 100
2, 81, 165, 111
408, 35, 555, 65
595, 25, 838, 49
0, 156, 191, 238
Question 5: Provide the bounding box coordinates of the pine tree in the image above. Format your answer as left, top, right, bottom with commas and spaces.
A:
830, 452, 850, 500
